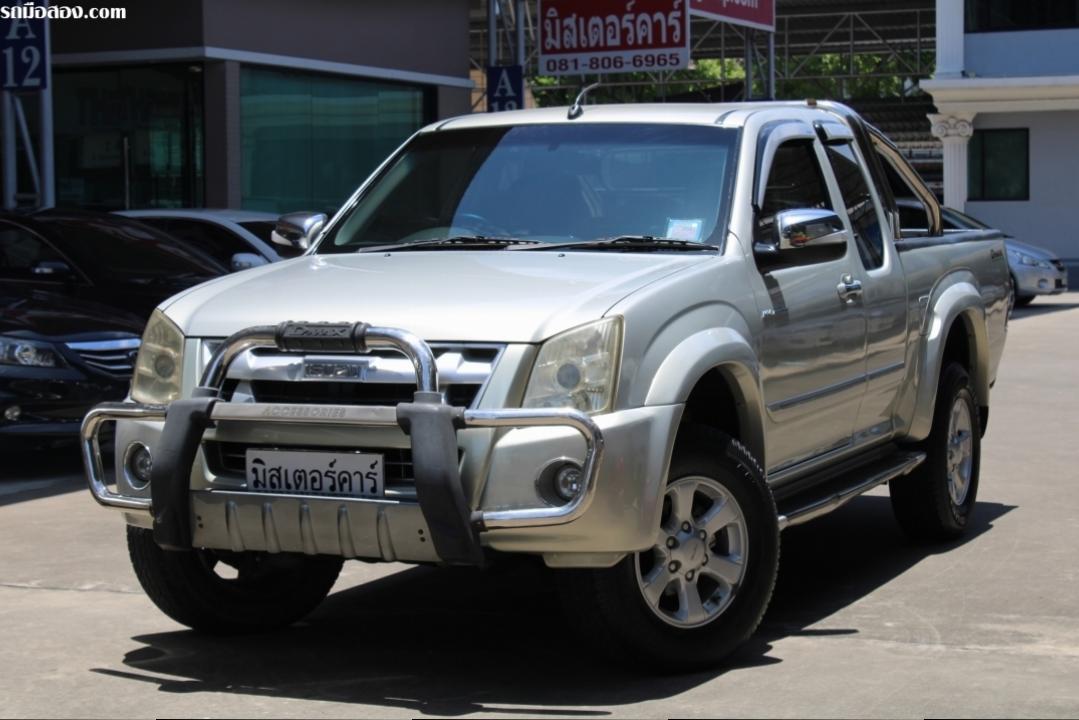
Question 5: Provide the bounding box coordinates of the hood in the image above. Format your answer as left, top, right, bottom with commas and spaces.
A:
1005, 238, 1059, 261
0, 287, 145, 340
163, 251, 712, 342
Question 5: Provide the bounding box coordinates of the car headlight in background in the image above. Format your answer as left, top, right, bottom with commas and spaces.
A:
131, 310, 185, 404
1011, 250, 1052, 269
0, 336, 62, 368
522, 317, 622, 414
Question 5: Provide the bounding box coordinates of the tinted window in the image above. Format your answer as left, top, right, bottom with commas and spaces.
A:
756, 140, 833, 245
0, 223, 66, 280
966, 0, 1079, 32
321, 124, 737, 252
825, 143, 883, 268
142, 218, 253, 264
39, 217, 225, 280
240, 220, 304, 258
969, 129, 1029, 201
898, 203, 929, 232
941, 208, 992, 230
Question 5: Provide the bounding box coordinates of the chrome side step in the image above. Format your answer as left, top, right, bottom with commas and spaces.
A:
776, 451, 926, 531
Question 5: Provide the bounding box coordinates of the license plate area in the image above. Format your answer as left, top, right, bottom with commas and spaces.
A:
244, 448, 384, 498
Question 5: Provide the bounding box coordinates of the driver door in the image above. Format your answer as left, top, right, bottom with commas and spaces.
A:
751, 130, 868, 475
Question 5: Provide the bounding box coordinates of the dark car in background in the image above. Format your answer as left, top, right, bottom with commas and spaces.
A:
0, 210, 226, 444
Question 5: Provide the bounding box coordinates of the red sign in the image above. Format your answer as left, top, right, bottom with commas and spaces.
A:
538, 0, 690, 77
690, 0, 775, 32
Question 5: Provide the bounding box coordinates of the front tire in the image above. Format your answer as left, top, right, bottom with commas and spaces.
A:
560, 427, 779, 671
127, 526, 343, 633
890, 362, 981, 541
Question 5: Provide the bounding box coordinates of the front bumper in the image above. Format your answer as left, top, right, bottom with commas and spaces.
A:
1, 365, 129, 440
1013, 262, 1068, 297
82, 322, 639, 567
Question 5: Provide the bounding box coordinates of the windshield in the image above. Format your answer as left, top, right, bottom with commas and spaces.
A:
318, 123, 738, 253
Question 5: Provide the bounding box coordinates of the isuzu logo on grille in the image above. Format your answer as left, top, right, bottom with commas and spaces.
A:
303, 358, 371, 380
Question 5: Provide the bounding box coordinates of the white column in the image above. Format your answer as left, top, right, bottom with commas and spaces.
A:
936, 0, 965, 77
929, 113, 976, 209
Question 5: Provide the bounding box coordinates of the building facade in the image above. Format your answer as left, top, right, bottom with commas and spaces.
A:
48, 0, 472, 214
923, 0, 1079, 265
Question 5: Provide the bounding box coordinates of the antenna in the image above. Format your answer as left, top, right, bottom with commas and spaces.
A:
568, 81, 603, 120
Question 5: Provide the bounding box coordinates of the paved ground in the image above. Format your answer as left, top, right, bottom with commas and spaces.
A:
2, 296, 1079, 718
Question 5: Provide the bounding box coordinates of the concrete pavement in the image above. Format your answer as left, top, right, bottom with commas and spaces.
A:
2, 295, 1078, 718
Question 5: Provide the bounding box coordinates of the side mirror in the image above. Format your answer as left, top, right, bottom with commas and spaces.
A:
754, 209, 849, 256
31, 260, 73, 278
230, 252, 269, 272
271, 211, 327, 252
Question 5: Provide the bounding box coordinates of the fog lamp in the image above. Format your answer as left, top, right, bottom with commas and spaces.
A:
125, 442, 153, 488
3, 405, 21, 421
554, 463, 583, 501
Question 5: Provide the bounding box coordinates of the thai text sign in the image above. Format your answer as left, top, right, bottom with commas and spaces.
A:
689, 0, 775, 32
539, 0, 690, 77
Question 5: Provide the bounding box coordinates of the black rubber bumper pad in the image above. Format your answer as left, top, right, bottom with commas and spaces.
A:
397, 396, 485, 566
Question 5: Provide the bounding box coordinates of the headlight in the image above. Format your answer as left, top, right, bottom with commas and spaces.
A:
0, 336, 63, 368
131, 310, 185, 404
1014, 251, 1051, 269
522, 317, 622, 414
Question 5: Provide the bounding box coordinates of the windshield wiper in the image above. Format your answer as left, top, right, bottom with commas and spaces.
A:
358, 236, 540, 253
517, 236, 719, 252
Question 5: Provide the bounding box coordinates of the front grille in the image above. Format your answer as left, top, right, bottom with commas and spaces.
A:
65, 338, 141, 378
247, 380, 482, 408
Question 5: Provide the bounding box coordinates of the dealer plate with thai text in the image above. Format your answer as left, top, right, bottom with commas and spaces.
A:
244, 449, 384, 497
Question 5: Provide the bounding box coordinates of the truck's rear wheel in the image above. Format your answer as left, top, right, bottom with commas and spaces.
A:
891, 362, 981, 541
560, 428, 779, 671
127, 526, 343, 633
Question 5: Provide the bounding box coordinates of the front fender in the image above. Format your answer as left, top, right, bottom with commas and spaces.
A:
642, 327, 765, 463
906, 277, 989, 440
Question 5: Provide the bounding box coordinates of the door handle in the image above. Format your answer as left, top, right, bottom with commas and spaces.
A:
837, 274, 863, 303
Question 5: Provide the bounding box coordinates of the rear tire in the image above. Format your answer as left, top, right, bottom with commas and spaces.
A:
560, 427, 779, 671
891, 362, 981, 541
127, 526, 343, 633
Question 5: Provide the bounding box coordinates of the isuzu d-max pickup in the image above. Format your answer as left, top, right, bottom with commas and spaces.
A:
82, 101, 1009, 669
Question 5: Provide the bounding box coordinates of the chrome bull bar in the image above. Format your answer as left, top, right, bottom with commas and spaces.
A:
81, 322, 604, 565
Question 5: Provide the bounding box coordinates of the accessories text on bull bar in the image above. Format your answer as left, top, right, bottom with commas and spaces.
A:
82, 321, 604, 565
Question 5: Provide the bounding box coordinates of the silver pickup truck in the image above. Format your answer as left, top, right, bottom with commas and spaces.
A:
82, 101, 1009, 670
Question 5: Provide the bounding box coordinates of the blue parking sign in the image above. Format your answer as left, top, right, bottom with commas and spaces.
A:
1, 6, 48, 90
486, 65, 523, 112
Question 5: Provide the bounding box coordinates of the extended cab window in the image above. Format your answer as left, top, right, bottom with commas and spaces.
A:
756, 140, 833, 246
825, 143, 883, 268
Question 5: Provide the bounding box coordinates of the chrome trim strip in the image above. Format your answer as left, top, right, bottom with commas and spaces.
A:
866, 361, 905, 382
211, 403, 399, 427
767, 373, 867, 413
66, 338, 141, 351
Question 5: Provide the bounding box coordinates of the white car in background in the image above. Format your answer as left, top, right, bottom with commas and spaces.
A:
116, 209, 305, 272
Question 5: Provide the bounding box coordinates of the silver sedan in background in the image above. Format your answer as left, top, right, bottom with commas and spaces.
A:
898, 199, 1068, 308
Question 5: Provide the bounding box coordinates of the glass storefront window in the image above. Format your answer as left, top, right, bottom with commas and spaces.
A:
53, 64, 204, 210
240, 66, 428, 215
